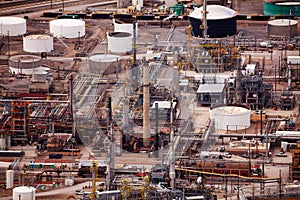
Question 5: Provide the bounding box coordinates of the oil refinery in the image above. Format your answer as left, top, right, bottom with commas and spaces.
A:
1, 0, 300, 199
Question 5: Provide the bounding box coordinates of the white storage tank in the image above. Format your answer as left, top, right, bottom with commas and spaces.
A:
49, 19, 85, 38
6, 170, 14, 189
132, 0, 143, 8
268, 19, 298, 38
89, 54, 121, 75
210, 104, 251, 131
107, 32, 132, 53
8, 55, 42, 75
23, 34, 53, 53
0, 17, 26, 36
113, 19, 138, 36
32, 69, 48, 82
13, 186, 36, 200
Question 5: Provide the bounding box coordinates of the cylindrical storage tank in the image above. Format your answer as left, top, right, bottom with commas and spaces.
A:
89, 54, 121, 75
188, 5, 236, 38
6, 170, 14, 189
0, 17, 26, 36
113, 19, 138, 37
8, 55, 42, 75
132, 0, 143, 8
264, 0, 300, 17
32, 70, 48, 81
268, 19, 298, 38
107, 32, 132, 53
209, 104, 251, 131
23, 34, 53, 53
12, 186, 35, 200
49, 19, 85, 38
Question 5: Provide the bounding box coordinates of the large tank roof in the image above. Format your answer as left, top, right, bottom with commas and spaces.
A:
268, 19, 298, 26
9, 55, 41, 63
13, 186, 35, 193
108, 32, 132, 37
264, 0, 300, 5
189, 5, 236, 20
50, 19, 85, 26
89, 54, 120, 62
210, 104, 250, 116
0, 16, 26, 25
24, 34, 52, 40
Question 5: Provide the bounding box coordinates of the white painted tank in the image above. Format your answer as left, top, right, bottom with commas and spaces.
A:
268, 19, 298, 37
132, 0, 143, 8
23, 34, 53, 53
13, 186, 36, 200
0, 17, 26, 36
8, 55, 42, 75
6, 170, 14, 189
32, 69, 48, 82
49, 19, 85, 38
210, 104, 251, 131
113, 19, 138, 36
107, 32, 132, 53
89, 54, 120, 75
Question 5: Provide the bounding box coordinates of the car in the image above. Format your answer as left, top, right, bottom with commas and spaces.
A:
75, 190, 84, 195
223, 152, 232, 158
219, 146, 226, 152
276, 152, 287, 157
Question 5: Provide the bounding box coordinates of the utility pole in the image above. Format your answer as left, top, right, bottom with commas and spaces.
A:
279, 169, 282, 199
155, 103, 159, 157
169, 99, 176, 191
7, 31, 10, 58
202, 0, 208, 38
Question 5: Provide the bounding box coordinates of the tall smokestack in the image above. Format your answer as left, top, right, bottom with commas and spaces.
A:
143, 63, 150, 147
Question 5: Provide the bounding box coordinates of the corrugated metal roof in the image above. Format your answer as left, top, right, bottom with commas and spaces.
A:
196, 83, 225, 93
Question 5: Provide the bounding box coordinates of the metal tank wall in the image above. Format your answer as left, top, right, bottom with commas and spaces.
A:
209, 105, 251, 131
264, 1, 300, 17
107, 32, 132, 53
50, 19, 85, 38
23, 34, 54, 53
0, 17, 26, 36
13, 186, 36, 200
189, 17, 237, 38
188, 5, 237, 38
268, 19, 298, 37
89, 54, 121, 75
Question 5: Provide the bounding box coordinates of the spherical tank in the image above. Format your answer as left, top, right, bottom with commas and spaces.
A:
113, 19, 138, 37
49, 19, 85, 38
264, 0, 300, 17
23, 34, 53, 53
268, 19, 298, 38
0, 17, 26, 36
107, 32, 132, 53
89, 54, 121, 75
6, 170, 14, 189
13, 186, 36, 200
188, 5, 236, 38
8, 55, 42, 75
209, 104, 251, 131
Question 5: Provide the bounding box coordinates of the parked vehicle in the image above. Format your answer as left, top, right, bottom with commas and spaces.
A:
223, 152, 232, 158
219, 146, 226, 152
276, 152, 287, 157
